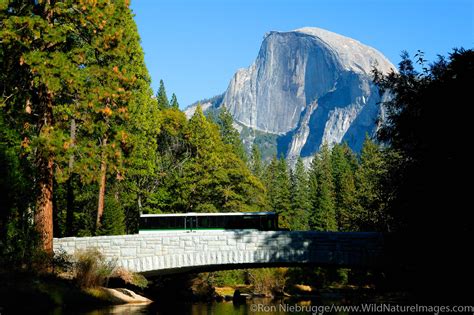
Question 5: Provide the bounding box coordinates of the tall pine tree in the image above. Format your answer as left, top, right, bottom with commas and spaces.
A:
170, 93, 179, 109
309, 144, 337, 231
74, 1, 148, 230
104, 1, 160, 233
264, 156, 292, 229
354, 136, 388, 231
331, 143, 357, 231
1, 1, 161, 244
178, 105, 265, 213
1, 0, 88, 252
214, 106, 247, 162
156, 79, 170, 110
249, 143, 263, 179
290, 158, 311, 230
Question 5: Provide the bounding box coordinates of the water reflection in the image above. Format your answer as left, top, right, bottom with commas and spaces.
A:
81, 303, 151, 315
75, 298, 321, 315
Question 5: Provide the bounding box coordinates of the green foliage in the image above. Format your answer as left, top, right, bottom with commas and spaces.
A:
114, 267, 148, 289
239, 125, 279, 162
0, 115, 37, 266
127, 274, 147, 290
0, 218, 42, 269
174, 105, 266, 212
156, 79, 170, 110
130, 273, 149, 289
0, 0, 161, 249
0, 2, 399, 291
290, 158, 311, 230
255, 140, 392, 233
353, 136, 390, 231
303, 140, 392, 233
213, 106, 247, 162
331, 143, 357, 231
252, 131, 278, 162
170, 93, 179, 109
1, 0, 94, 251
249, 144, 264, 179
247, 268, 288, 295
97, 192, 126, 236
264, 156, 292, 229
130, 105, 268, 215
309, 144, 337, 231
71, 182, 99, 237
275, 157, 292, 228
208, 270, 247, 287
285, 267, 349, 289
52, 249, 74, 275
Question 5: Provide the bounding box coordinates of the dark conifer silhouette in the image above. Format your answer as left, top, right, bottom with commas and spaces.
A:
374, 48, 474, 303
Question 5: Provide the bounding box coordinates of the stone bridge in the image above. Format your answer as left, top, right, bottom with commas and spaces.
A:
53, 231, 384, 276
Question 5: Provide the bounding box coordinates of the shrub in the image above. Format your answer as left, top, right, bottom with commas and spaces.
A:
52, 249, 74, 275
248, 268, 288, 295
97, 194, 126, 236
113, 267, 148, 289
74, 248, 117, 288
207, 270, 247, 287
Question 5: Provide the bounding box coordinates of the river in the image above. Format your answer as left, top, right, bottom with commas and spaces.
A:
56, 297, 352, 315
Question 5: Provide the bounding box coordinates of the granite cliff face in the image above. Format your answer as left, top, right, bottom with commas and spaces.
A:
186, 27, 395, 162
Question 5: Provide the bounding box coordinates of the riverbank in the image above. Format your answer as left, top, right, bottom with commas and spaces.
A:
143, 272, 407, 306
211, 284, 408, 304
142, 267, 409, 306
0, 270, 151, 314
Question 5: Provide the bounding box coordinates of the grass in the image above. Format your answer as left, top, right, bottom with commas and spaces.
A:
74, 248, 117, 288
214, 286, 235, 297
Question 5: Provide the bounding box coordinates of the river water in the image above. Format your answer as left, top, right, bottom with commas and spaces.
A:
65, 297, 351, 315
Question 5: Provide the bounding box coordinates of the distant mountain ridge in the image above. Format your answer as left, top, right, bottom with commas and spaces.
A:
185, 94, 224, 118
185, 27, 395, 163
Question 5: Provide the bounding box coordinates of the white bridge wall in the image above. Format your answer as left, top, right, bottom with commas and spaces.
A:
53, 231, 383, 274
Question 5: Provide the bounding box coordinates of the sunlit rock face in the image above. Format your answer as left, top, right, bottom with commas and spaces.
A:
188, 27, 395, 162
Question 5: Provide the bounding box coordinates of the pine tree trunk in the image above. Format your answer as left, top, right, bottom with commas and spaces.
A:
138, 194, 142, 214
52, 178, 60, 237
96, 137, 107, 229
35, 156, 54, 253
31, 0, 57, 256
35, 89, 54, 253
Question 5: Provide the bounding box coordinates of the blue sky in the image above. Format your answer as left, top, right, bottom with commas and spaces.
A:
131, 0, 473, 108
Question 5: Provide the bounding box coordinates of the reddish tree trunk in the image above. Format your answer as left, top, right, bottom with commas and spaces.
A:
35, 156, 54, 253
96, 138, 107, 229
32, 0, 56, 256
35, 88, 54, 253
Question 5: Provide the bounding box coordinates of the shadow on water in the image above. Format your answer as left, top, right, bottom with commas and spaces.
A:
69, 297, 345, 315
67, 300, 248, 315
65, 293, 410, 315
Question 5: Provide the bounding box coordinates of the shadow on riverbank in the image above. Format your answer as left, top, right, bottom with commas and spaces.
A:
0, 270, 150, 314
